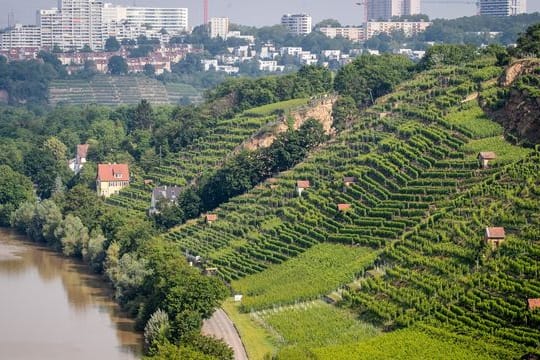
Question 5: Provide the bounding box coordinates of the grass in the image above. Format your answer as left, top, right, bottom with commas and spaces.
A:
222, 298, 277, 360
259, 300, 380, 348
445, 104, 503, 139
305, 326, 514, 360
244, 98, 309, 116
232, 244, 379, 311
462, 136, 532, 162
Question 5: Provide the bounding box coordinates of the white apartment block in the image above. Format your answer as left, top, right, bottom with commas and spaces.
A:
479, 0, 527, 16
0, 24, 41, 50
210, 17, 230, 39
258, 60, 285, 72
365, 21, 431, 39
125, 7, 188, 34
367, 0, 421, 21
281, 14, 312, 35
319, 27, 365, 42
56, 0, 105, 51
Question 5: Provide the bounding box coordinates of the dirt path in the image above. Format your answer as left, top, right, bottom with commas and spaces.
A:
202, 308, 248, 360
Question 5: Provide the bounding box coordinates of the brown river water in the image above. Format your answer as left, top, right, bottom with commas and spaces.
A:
0, 228, 142, 359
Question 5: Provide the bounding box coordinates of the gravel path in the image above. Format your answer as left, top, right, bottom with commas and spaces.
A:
202, 308, 248, 360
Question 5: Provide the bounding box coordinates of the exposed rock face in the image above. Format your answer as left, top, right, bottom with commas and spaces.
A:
484, 59, 540, 146
243, 95, 337, 151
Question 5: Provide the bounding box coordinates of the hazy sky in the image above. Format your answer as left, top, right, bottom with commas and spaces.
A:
0, 0, 539, 28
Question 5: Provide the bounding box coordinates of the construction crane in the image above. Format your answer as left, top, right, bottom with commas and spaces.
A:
203, 0, 209, 25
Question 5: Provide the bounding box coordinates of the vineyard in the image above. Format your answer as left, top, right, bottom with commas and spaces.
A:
155, 56, 540, 358
104, 98, 310, 213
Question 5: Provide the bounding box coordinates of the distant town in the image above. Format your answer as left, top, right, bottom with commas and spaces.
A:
0, 0, 531, 77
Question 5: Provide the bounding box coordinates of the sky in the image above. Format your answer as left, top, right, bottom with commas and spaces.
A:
0, 0, 539, 28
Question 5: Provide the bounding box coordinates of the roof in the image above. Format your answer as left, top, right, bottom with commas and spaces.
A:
343, 176, 357, 183
267, 178, 279, 184
97, 164, 130, 182
296, 180, 311, 189
206, 214, 218, 222
338, 204, 351, 211
485, 227, 506, 239
528, 298, 540, 310
77, 144, 89, 158
152, 186, 183, 202
478, 152, 497, 160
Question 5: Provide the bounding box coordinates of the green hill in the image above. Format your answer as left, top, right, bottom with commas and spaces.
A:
158, 57, 540, 358
49, 75, 201, 106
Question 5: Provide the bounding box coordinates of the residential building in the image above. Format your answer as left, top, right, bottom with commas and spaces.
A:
210, 17, 230, 39
258, 60, 285, 72
68, 144, 89, 174
96, 163, 130, 197
319, 27, 365, 42
0, 24, 41, 50
149, 186, 183, 214
479, 0, 527, 16
281, 14, 312, 35
38, 9, 62, 49
367, 0, 421, 21
125, 7, 188, 34
55, 0, 105, 51
365, 20, 431, 39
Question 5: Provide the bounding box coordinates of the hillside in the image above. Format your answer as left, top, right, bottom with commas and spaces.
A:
156, 56, 540, 359
49, 75, 201, 106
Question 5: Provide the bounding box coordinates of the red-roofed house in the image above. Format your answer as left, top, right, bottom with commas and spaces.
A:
485, 227, 506, 249
96, 164, 130, 198
338, 204, 351, 212
68, 144, 89, 174
528, 298, 540, 311
206, 214, 218, 224
296, 180, 310, 196
478, 152, 497, 169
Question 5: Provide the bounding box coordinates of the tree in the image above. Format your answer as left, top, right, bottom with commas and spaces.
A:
144, 309, 171, 355
513, 23, 540, 58
418, 44, 478, 70
0, 165, 34, 226
144, 63, 156, 77
108, 56, 128, 75
105, 36, 121, 52
54, 214, 89, 256
314, 19, 341, 29
132, 99, 155, 131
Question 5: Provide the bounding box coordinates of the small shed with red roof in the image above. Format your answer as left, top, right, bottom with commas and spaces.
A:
485, 227, 506, 249
296, 180, 310, 196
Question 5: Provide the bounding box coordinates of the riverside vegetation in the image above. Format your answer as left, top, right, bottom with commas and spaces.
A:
0, 23, 539, 359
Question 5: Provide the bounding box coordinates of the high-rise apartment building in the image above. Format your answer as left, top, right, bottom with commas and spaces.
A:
38, 9, 62, 49
209, 17, 230, 39
56, 0, 105, 51
367, 0, 421, 21
0, 24, 41, 50
125, 7, 188, 34
281, 14, 312, 35
479, 0, 527, 16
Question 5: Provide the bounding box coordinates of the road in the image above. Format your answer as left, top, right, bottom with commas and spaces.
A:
202, 308, 249, 360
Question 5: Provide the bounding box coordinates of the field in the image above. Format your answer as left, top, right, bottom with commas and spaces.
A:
462, 136, 532, 162
49, 75, 201, 106
444, 104, 503, 138
257, 300, 380, 349
232, 244, 379, 311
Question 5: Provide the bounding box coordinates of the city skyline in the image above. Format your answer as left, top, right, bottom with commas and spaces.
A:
0, 0, 539, 29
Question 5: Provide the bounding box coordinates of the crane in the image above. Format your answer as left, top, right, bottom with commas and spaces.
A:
204, 0, 209, 25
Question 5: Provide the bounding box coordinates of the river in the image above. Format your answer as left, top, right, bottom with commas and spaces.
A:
0, 228, 142, 359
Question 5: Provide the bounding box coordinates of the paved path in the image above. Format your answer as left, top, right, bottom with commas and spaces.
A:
202, 308, 248, 360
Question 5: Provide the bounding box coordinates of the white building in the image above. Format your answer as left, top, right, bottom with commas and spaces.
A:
365, 20, 431, 39
56, 0, 105, 51
0, 24, 41, 50
281, 14, 312, 35
479, 0, 527, 16
210, 17, 230, 39
258, 60, 284, 72
319, 27, 364, 42
367, 0, 421, 21
38, 9, 62, 49
125, 7, 188, 34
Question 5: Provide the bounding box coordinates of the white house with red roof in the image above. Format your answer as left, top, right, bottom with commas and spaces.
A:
96, 163, 130, 198
68, 144, 89, 174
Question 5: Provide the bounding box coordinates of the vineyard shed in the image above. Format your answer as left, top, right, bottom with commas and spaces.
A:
296, 180, 311, 196
206, 214, 218, 224
528, 298, 540, 311
478, 152, 497, 168
343, 177, 358, 187
338, 204, 351, 212
485, 227, 506, 248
